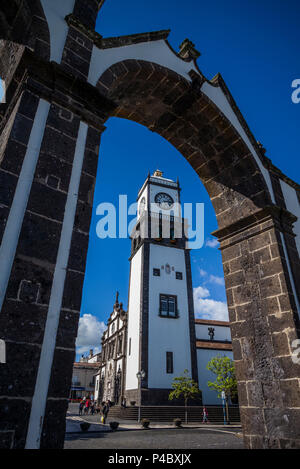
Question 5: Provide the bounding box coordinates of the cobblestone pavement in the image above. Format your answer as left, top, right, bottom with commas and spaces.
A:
65, 404, 244, 449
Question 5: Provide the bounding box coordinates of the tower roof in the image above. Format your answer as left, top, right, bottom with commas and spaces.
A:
137, 170, 179, 200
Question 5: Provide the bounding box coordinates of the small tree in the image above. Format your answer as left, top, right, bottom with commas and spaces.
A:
168, 369, 201, 423
206, 355, 237, 424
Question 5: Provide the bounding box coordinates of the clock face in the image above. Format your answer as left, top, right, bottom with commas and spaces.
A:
154, 192, 174, 209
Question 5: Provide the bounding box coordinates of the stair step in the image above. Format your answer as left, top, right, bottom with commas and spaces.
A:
107, 406, 240, 423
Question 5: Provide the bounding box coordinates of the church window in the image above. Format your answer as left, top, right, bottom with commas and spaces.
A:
166, 352, 173, 373
129, 338, 131, 356
118, 336, 122, 354
153, 268, 160, 276
176, 271, 183, 280
159, 294, 178, 318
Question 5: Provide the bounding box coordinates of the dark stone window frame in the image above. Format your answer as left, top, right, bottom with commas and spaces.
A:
159, 294, 179, 318
166, 351, 174, 374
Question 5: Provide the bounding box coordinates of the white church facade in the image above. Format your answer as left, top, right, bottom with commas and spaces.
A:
94, 171, 233, 406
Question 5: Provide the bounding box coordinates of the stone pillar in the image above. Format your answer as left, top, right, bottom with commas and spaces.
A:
214, 206, 300, 449
0, 85, 106, 447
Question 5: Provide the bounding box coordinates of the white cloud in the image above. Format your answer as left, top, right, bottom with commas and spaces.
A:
199, 268, 207, 277
193, 285, 210, 299
193, 286, 228, 321
209, 274, 225, 286
76, 314, 106, 356
205, 238, 219, 248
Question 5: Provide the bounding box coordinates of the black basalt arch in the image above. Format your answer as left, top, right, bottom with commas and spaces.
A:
96, 59, 273, 228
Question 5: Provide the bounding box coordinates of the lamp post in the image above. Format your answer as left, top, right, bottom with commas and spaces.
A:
136, 370, 146, 422
221, 391, 227, 425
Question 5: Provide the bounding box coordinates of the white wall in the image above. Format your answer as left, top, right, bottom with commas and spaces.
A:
148, 244, 192, 388
197, 349, 234, 405
41, 0, 75, 63
125, 247, 142, 390
280, 180, 300, 255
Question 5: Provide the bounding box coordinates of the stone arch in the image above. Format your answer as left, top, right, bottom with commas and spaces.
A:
96, 59, 273, 229
93, 59, 300, 448
0, 0, 50, 60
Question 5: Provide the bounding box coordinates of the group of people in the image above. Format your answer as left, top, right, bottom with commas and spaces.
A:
79, 397, 209, 424
78, 396, 96, 416
78, 397, 112, 424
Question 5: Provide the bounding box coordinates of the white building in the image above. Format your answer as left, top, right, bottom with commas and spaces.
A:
95, 171, 234, 406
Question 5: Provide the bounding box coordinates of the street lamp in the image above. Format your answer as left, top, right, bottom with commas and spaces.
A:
221, 391, 227, 425
136, 370, 146, 422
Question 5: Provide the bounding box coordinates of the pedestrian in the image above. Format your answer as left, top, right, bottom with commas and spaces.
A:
90, 400, 95, 415
79, 399, 84, 416
101, 401, 110, 424
84, 397, 90, 415
202, 406, 209, 423
121, 397, 127, 408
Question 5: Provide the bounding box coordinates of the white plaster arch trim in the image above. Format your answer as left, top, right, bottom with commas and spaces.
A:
40, 0, 75, 63
88, 39, 274, 202
88, 39, 199, 85
201, 81, 275, 203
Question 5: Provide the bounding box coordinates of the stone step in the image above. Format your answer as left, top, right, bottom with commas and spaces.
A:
107, 406, 240, 422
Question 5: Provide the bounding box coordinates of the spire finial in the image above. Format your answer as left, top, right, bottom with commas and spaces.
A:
153, 169, 163, 177
114, 291, 119, 307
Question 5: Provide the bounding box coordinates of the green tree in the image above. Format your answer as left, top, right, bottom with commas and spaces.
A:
206, 355, 237, 424
168, 369, 201, 423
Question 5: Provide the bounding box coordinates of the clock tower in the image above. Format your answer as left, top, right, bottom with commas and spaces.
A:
124, 170, 198, 406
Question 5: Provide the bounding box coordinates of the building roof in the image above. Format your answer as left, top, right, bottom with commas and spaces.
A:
73, 362, 100, 368
195, 318, 230, 327
196, 340, 232, 351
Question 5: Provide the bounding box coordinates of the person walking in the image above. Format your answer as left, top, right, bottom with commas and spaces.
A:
101, 401, 110, 424
202, 406, 209, 423
84, 397, 90, 415
79, 399, 84, 416
90, 400, 95, 415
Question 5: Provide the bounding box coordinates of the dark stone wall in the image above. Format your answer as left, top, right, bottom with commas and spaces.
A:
216, 207, 300, 449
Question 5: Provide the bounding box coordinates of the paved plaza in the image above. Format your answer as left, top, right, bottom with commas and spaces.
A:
64, 404, 244, 449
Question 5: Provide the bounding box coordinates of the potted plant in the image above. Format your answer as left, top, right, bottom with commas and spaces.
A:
173, 418, 182, 428
141, 418, 150, 429
109, 421, 119, 431
130, 400, 136, 406
80, 422, 91, 432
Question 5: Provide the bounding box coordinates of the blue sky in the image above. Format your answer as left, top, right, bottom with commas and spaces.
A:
75, 0, 300, 357
0, 78, 5, 103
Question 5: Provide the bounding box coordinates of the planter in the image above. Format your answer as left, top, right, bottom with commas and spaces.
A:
141, 419, 150, 429
80, 422, 91, 432
173, 418, 182, 428
130, 401, 136, 406
109, 421, 119, 431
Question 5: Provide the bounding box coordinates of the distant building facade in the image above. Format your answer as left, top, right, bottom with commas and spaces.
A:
70, 350, 101, 400
94, 294, 127, 404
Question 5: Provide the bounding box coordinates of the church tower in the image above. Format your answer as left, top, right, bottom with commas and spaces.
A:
124, 170, 198, 405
